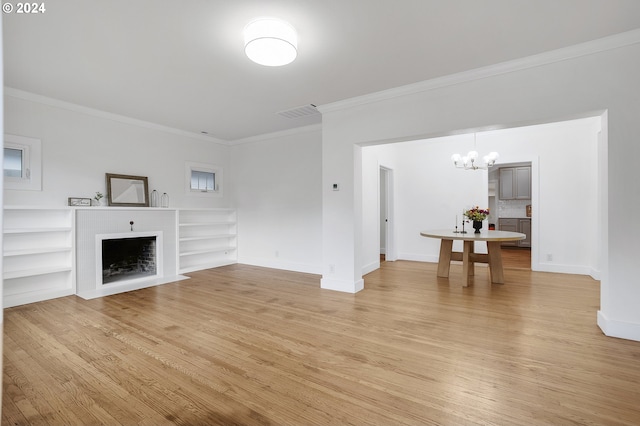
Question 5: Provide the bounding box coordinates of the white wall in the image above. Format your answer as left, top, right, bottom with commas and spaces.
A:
362, 118, 600, 277
4, 92, 232, 208
230, 127, 323, 274
320, 33, 640, 341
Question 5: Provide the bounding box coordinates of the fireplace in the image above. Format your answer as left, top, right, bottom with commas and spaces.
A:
96, 231, 164, 286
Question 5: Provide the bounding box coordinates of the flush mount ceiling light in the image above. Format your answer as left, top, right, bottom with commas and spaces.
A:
451, 133, 499, 170
244, 18, 297, 66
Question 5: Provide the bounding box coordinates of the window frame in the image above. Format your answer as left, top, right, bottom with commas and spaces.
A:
4, 134, 42, 191
185, 161, 222, 197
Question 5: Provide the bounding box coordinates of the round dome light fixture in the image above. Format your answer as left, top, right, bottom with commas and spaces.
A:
244, 18, 297, 66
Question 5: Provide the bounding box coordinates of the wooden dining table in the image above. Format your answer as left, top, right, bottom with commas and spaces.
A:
420, 229, 525, 287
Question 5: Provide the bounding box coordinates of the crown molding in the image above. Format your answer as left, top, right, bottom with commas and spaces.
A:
229, 123, 322, 145
4, 87, 231, 145
318, 28, 640, 114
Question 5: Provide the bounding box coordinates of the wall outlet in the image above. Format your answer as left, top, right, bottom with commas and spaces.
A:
275, 250, 279, 258
546, 253, 553, 261
329, 264, 335, 273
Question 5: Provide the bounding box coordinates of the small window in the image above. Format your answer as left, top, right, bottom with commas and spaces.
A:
191, 170, 215, 192
4, 134, 42, 191
4, 147, 26, 178
185, 161, 222, 196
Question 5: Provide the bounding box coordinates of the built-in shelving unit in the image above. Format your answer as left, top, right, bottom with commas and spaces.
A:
2, 207, 237, 307
3, 207, 75, 308
178, 209, 237, 274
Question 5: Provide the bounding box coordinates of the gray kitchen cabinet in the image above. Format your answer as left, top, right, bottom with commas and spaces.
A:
518, 218, 532, 247
498, 218, 519, 247
499, 166, 531, 200
498, 218, 531, 247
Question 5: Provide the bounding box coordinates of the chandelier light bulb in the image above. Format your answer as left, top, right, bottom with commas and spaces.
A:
451, 134, 499, 170
244, 18, 298, 66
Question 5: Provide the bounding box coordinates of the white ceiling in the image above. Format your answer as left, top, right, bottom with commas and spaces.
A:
4, 0, 640, 141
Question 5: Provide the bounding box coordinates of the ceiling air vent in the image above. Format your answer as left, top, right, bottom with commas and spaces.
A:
277, 104, 319, 119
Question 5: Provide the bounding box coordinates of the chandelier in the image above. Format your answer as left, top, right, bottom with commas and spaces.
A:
451, 134, 499, 170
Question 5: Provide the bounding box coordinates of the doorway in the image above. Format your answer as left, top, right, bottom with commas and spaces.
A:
488, 161, 532, 270
379, 166, 395, 262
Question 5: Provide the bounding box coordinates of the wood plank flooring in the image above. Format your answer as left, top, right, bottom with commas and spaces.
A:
500, 247, 531, 270
4, 262, 640, 425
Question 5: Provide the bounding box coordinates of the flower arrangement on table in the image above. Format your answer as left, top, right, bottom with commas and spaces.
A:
464, 206, 489, 233
464, 206, 489, 222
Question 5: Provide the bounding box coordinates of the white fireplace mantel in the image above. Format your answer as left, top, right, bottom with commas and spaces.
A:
76, 208, 186, 299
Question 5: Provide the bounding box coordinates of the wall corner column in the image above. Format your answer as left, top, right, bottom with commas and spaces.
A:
321, 126, 364, 293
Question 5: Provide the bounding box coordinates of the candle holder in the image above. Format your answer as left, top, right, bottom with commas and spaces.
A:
460, 220, 467, 234
454, 215, 461, 233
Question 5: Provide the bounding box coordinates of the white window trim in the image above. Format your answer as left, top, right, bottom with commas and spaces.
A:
4, 134, 42, 191
185, 161, 222, 197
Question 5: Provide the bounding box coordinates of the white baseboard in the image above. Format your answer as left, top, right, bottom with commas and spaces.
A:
4, 288, 75, 309
320, 277, 364, 293
533, 262, 593, 276
597, 311, 640, 342
362, 261, 380, 275
397, 252, 439, 263
238, 256, 322, 275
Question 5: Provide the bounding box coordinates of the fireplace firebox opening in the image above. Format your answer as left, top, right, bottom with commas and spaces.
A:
102, 236, 157, 284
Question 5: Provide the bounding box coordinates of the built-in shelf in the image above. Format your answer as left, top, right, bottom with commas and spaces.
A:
179, 221, 235, 227
4, 247, 73, 257
4, 266, 74, 280
4, 227, 73, 234
3, 207, 76, 308
177, 209, 237, 274
179, 247, 236, 257
3, 206, 238, 307
179, 234, 234, 242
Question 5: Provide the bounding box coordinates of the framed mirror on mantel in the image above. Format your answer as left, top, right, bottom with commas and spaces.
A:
105, 173, 149, 207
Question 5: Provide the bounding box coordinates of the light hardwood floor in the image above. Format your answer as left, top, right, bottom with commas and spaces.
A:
500, 247, 531, 270
4, 262, 640, 425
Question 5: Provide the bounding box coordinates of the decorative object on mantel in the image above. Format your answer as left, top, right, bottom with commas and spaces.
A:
150, 190, 159, 207
464, 206, 490, 233
161, 192, 169, 208
106, 173, 150, 207
68, 197, 91, 207
130, 221, 134, 231
451, 133, 499, 170
93, 191, 104, 206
